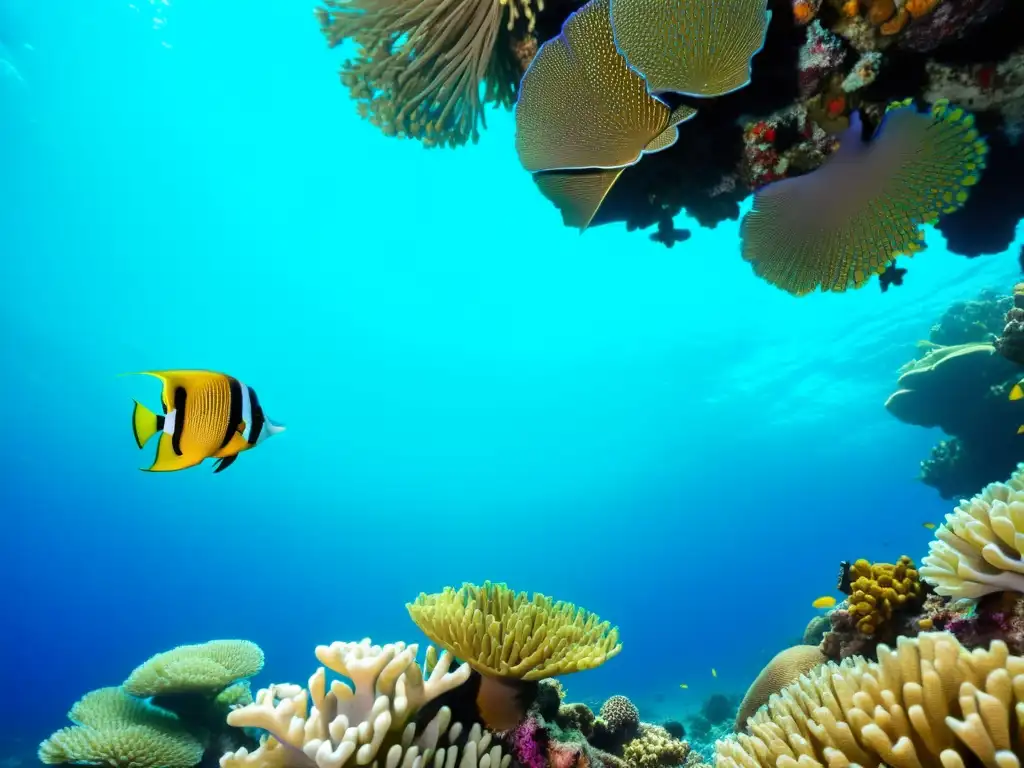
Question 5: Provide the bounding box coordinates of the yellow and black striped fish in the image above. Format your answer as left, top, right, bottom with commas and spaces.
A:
128, 370, 284, 473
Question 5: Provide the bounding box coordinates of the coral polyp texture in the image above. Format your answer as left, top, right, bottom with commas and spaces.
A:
406, 581, 622, 679
124, 639, 265, 697
843, 555, 923, 636
920, 464, 1024, 599
315, 0, 541, 148
220, 638, 509, 768
732, 645, 826, 730
715, 631, 1024, 768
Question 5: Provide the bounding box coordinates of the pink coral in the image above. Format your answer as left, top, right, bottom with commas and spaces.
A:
512, 717, 547, 768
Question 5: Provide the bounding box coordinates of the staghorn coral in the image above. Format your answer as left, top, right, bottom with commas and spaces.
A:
841, 555, 924, 636
623, 724, 689, 768
733, 645, 826, 731
124, 640, 264, 698
220, 638, 508, 768
39, 687, 205, 768
740, 99, 987, 295
407, 581, 621, 680
714, 632, 1024, 768
315, 0, 542, 148
608, 0, 771, 97
920, 463, 1024, 599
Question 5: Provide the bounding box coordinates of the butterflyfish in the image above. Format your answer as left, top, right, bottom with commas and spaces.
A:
812, 595, 836, 609
129, 370, 284, 473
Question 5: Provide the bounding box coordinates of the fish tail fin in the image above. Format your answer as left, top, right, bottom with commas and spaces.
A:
131, 400, 165, 449
1011, 382, 1024, 401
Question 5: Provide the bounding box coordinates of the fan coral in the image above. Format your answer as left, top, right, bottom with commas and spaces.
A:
842, 556, 923, 636
733, 645, 826, 731
608, 0, 772, 97
514, 0, 695, 230
124, 640, 265, 698
315, 0, 541, 148
715, 632, 1024, 768
39, 687, 205, 768
623, 724, 689, 768
740, 99, 988, 295
220, 638, 508, 768
407, 581, 622, 679
920, 465, 1024, 599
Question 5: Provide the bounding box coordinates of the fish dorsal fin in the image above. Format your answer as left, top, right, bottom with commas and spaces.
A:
643, 105, 698, 155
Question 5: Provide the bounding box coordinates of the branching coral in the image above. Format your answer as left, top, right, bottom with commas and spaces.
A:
407, 581, 622, 680
841, 556, 923, 636
39, 687, 205, 768
715, 632, 1024, 768
220, 638, 508, 768
920, 464, 1024, 599
315, 0, 542, 148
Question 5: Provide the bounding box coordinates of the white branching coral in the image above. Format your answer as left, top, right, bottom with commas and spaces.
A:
220, 638, 511, 768
715, 632, 1024, 768
920, 464, 1024, 599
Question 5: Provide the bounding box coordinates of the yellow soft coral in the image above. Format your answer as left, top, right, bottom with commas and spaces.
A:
407, 581, 621, 680
220, 638, 508, 768
39, 688, 204, 768
844, 555, 922, 636
715, 632, 1024, 768
624, 724, 690, 768
921, 463, 1024, 598
124, 640, 264, 697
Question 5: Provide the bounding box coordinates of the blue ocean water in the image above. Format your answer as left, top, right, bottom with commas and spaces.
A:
1, 0, 1022, 763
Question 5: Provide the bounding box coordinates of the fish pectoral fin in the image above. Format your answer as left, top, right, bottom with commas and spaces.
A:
142, 434, 201, 472
213, 454, 239, 474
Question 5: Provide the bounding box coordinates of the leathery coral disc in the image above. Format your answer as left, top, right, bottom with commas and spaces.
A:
609, 0, 771, 97
407, 581, 622, 680
740, 100, 988, 296
514, 0, 696, 173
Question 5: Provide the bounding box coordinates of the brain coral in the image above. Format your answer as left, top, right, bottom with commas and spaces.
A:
715, 632, 1023, 768
921, 463, 1024, 598
599, 695, 640, 734
733, 645, 826, 731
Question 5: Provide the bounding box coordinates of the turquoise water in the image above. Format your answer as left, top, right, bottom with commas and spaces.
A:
1, 0, 1022, 759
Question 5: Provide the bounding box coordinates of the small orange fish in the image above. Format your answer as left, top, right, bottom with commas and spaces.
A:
812, 596, 837, 609
923, 522, 937, 530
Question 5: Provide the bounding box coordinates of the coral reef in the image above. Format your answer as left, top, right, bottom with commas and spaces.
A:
996, 283, 1024, 366
717, 632, 1024, 766
39, 640, 263, 768
841, 556, 924, 635
886, 293, 1024, 499
318, 0, 1024, 264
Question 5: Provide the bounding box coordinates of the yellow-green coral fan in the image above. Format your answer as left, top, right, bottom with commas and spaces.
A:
920, 464, 1024, 599
124, 639, 264, 697
515, 0, 695, 172
316, 0, 542, 148
609, 0, 771, 97
716, 632, 1023, 768
39, 687, 205, 768
740, 99, 987, 296
220, 638, 510, 768
407, 581, 621, 679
